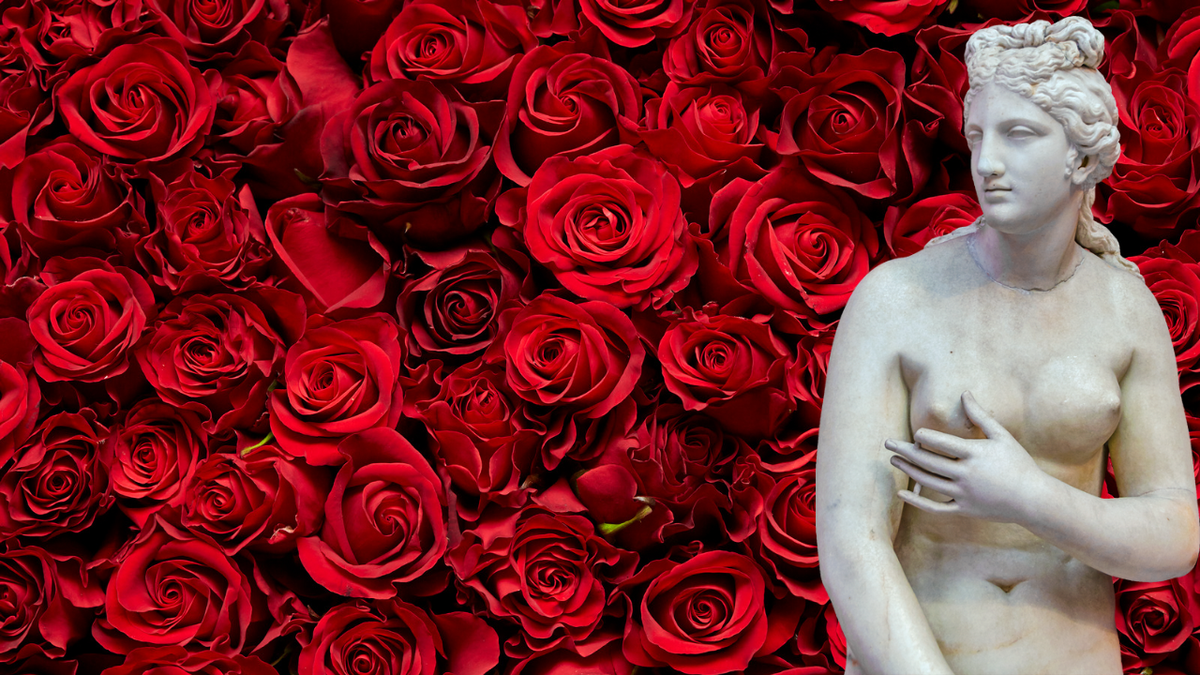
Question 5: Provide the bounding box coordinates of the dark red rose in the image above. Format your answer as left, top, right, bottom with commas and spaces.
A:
621, 550, 799, 674
882, 192, 980, 258
26, 257, 155, 383
366, 0, 535, 98
1096, 66, 1200, 239
501, 293, 645, 419
104, 400, 208, 527
6, 141, 147, 258
180, 443, 330, 555
769, 49, 917, 200
752, 464, 825, 602
264, 195, 392, 313
5, 653, 81, 675
297, 428, 447, 598
0, 70, 51, 170
663, 0, 774, 91
658, 310, 792, 438
210, 42, 301, 157
0, 545, 102, 664
1161, 8, 1200, 97
1131, 236, 1200, 393
812, 0, 947, 36
577, 0, 696, 47
794, 599, 847, 671
138, 287, 304, 432
32, 0, 148, 62
494, 41, 642, 186
144, 0, 288, 60
499, 145, 698, 310
1115, 575, 1197, 667
397, 239, 528, 359
509, 641, 634, 675
764, 332, 830, 473
322, 0, 403, 58
136, 168, 273, 293
320, 78, 503, 249
712, 165, 878, 321
268, 314, 405, 466
449, 505, 637, 655
55, 37, 215, 166
298, 599, 500, 675
0, 317, 39, 466
960, 0, 1086, 20
93, 518, 272, 655
0, 410, 111, 541
103, 647, 275, 675
639, 84, 766, 187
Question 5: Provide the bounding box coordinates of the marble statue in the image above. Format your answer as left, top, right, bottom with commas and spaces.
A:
815, 16, 1200, 675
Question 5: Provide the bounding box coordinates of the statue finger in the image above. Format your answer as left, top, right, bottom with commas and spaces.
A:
912, 428, 974, 459
897, 489, 959, 515
885, 439, 961, 478
889, 455, 958, 496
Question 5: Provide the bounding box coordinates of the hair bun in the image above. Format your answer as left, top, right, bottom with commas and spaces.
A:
1046, 16, 1105, 69
965, 17, 1105, 72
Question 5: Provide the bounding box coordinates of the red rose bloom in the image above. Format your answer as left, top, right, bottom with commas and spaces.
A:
55, 37, 215, 166
882, 192, 980, 258
579, 0, 696, 47
101, 647, 277, 675
0, 546, 102, 664
210, 43, 301, 157
26, 257, 155, 383
297, 428, 447, 598
639, 84, 766, 187
0, 317, 39, 466
0, 70, 51, 170
753, 465, 825, 602
298, 599, 500, 675
813, 0, 947, 36
1131, 234, 1200, 393
501, 293, 645, 418
268, 314, 405, 466
144, 0, 288, 60
1115, 575, 1196, 666
104, 401, 208, 527
663, 0, 774, 91
500, 145, 698, 310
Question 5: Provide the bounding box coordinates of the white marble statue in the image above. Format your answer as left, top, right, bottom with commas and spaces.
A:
815, 16, 1200, 675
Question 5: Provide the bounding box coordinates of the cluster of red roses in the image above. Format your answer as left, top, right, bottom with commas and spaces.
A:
3, 0, 1200, 673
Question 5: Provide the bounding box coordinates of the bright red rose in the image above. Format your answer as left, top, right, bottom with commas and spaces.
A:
494, 41, 642, 186
366, 0, 535, 98
0, 545, 102, 664
882, 192, 980, 258
1115, 575, 1197, 667
298, 599, 499, 675
752, 464, 825, 602
578, 0, 697, 47
508, 641, 633, 675
813, 0, 947, 36
104, 400, 208, 527
320, 78, 503, 249
0, 70, 51, 170
499, 145, 698, 310
144, 0, 288, 60
210, 42, 301, 157
712, 165, 878, 321
7, 141, 147, 258
26, 257, 155, 383
93, 518, 271, 655
264, 195, 392, 313
102, 647, 276, 675
658, 310, 792, 438
0, 410, 111, 541
136, 168, 272, 293
1162, 8, 1200, 97
268, 314, 404, 466
621, 550, 798, 674
795, 599, 848, 671
663, 0, 774, 91
0, 317, 39, 466
501, 293, 644, 419
137, 287, 304, 432
1131, 235, 1200, 393
639, 85, 765, 187
33, 0, 148, 62
449, 505, 637, 655
180, 444, 330, 555
764, 331, 831, 473
297, 428, 447, 598
55, 37, 215, 166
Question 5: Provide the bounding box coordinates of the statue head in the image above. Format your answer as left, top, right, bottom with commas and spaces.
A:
958, 17, 1138, 275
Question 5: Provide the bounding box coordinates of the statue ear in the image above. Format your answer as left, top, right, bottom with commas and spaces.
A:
1067, 146, 1098, 185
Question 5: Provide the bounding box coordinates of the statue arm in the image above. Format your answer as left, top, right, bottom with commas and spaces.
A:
816, 269, 954, 675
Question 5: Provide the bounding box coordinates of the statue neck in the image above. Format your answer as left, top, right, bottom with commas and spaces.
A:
970, 199, 1084, 292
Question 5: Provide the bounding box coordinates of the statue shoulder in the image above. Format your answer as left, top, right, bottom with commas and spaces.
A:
844, 243, 957, 322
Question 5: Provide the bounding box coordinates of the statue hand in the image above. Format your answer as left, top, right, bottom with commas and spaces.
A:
884, 391, 1049, 523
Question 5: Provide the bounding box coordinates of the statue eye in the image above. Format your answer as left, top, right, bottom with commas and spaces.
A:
1007, 127, 1036, 139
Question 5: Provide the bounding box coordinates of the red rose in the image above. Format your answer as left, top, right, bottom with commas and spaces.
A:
639, 84, 766, 187
180, 443, 330, 555
959, 0, 1086, 20
882, 192, 981, 258
494, 42, 642, 186
210, 43, 301, 157
1131, 234, 1200, 393
136, 168, 273, 293
32, 0, 148, 62
55, 37, 215, 166
0, 545, 102, 663
26, 257, 155, 383
658, 310, 792, 438
763, 332, 831, 472
144, 0, 288, 60
508, 641, 634, 675
93, 518, 271, 655
104, 400, 208, 527
500, 145, 698, 310
0, 70, 51, 169
663, 0, 774, 91
137, 287, 304, 432
0, 410, 111, 541
7, 141, 147, 258
1116, 575, 1197, 666
0, 317, 39, 466
366, 0, 535, 98
320, 79, 503, 249
297, 428, 447, 598
298, 599, 499, 675
101, 647, 276, 675
753, 465, 825, 602
449, 505, 637, 655
264, 195, 392, 313
813, 0, 947, 36
795, 599, 848, 671
501, 293, 645, 419
621, 550, 797, 674
268, 314, 405, 466
1162, 8, 1200, 97
578, 0, 697, 47
713, 165, 878, 320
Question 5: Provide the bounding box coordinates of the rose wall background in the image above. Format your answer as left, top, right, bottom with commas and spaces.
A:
2, 0, 1200, 672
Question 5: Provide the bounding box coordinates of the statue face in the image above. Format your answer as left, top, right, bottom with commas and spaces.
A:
965, 81, 1077, 235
